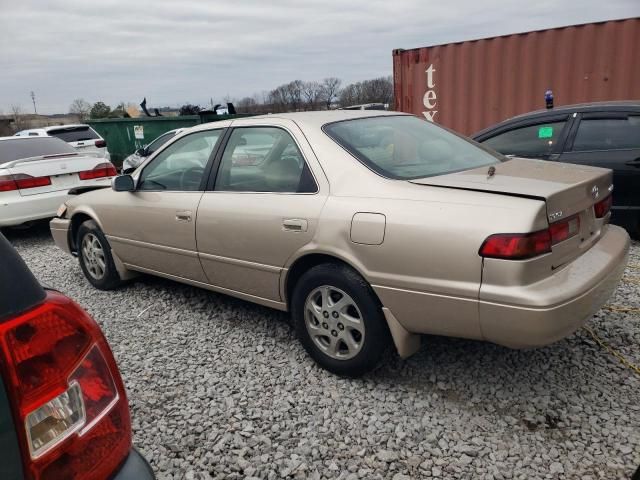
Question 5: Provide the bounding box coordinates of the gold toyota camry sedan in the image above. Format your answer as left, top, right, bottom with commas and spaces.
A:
50, 111, 630, 376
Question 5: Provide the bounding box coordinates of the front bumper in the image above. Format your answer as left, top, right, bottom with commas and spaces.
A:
50, 217, 72, 255
479, 225, 630, 348
113, 448, 155, 480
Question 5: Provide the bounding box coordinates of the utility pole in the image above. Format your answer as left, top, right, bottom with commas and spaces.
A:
210, 97, 214, 110
30, 91, 37, 114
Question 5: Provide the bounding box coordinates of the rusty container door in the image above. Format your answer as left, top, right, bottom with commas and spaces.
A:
393, 18, 640, 135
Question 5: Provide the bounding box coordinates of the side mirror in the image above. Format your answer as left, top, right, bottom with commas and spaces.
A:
112, 175, 135, 192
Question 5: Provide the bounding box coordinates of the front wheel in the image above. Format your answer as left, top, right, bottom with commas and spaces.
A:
291, 263, 390, 376
77, 220, 122, 290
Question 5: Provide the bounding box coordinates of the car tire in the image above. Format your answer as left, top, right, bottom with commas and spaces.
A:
77, 220, 122, 290
291, 262, 390, 376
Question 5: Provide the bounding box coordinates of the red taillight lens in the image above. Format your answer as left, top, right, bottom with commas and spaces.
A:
0, 291, 131, 480
78, 163, 117, 181
594, 195, 612, 218
479, 230, 552, 260
0, 174, 51, 191
548, 214, 580, 244
94, 140, 107, 148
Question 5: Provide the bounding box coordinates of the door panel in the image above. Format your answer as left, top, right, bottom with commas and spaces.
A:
559, 114, 640, 209
196, 192, 325, 300
102, 129, 224, 281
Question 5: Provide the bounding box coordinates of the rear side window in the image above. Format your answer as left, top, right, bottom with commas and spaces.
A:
215, 127, 317, 193
47, 126, 100, 142
572, 117, 640, 151
482, 121, 567, 157
0, 137, 76, 163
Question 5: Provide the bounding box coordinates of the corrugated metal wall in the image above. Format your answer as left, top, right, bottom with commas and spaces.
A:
393, 18, 640, 135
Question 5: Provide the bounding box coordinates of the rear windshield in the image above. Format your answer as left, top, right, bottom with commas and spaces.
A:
324, 115, 502, 179
47, 126, 99, 142
0, 137, 76, 164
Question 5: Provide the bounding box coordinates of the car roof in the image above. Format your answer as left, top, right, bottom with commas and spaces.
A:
474, 101, 640, 137
191, 110, 408, 133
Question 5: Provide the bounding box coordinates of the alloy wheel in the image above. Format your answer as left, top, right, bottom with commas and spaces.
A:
81, 233, 106, 280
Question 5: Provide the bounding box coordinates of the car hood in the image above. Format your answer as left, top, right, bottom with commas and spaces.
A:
409, 157, 613, 221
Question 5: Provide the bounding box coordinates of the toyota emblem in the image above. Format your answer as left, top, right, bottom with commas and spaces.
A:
591, 185, 599, 199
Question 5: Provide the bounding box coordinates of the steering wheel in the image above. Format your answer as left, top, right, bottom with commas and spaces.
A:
180, 167, 205, 190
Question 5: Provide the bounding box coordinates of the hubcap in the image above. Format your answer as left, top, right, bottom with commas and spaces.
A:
81, 233, 106, 280
304, 286, 365, 360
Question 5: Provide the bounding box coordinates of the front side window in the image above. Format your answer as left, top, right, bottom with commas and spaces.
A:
324, 115, 502, 179
572, 117, 640, 151
138, 130, 221, 191
482, 121, 567, 158
146, 131, 177, 155
215, 127, 317, 193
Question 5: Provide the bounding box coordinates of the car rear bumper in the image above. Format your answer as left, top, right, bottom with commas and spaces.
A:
50, 217, 72, 254
113, 447, 155, 480
0, 190, 70, 227
479, 225, 630, 348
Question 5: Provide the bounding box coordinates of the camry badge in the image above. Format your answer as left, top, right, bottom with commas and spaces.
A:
591, 185, 599, 199
549, 211, 563, 222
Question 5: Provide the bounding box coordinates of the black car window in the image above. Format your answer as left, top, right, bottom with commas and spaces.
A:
0, 137, 76, 163
572, 116, 640, 151
215, 127, 317, 193
47, 126, 100, 142
138, 130, 221, 191
482, 121, 567, 157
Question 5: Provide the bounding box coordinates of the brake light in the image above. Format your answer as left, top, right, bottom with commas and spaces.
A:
0, 291, 131, 480
78, 163, 117, 181
594, 195, 612, 218
94, 140, 107, 148
0, 174, 51, 192
480, 215, 581, 260
479, 230, 551, 260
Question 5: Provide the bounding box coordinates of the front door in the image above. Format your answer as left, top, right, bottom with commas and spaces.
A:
104, 129, 224, 281
196, 122, 328, 302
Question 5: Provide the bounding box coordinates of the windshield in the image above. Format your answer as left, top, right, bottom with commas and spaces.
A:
324, 115, 503, 179
0, 137, 76, 164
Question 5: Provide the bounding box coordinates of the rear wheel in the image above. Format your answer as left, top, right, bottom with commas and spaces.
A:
77, 220, 122, 290
291, 263, 389, 376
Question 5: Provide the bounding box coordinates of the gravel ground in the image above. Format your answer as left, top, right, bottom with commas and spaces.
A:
4, 222, 640, 480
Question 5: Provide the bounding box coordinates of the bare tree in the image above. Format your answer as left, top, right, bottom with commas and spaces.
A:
339, 76, 393, 107
69, 98, 91, 121
10, 104, 26, 131
302, 81, 323, 111
236, 96, 258, 113
321, 77, 342, 110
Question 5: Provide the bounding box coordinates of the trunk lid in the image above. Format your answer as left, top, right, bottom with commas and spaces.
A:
5, 153, 106, 196
410, 158, 613, 222
411, 157, 614, 268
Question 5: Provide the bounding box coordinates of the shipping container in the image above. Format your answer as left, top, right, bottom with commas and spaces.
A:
393, 17, 640, 136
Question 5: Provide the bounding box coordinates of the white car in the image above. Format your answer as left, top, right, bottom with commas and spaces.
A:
122, 128, 185, 172
0, 136, 116, 227
15, 124, 110, 161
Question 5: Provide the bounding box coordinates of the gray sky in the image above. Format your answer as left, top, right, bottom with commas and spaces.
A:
1, 0, 638, 114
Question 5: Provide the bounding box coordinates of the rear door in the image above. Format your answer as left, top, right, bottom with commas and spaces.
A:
559, 112, 640, 212
478, 113, 573, 160
196, 120, 328, 302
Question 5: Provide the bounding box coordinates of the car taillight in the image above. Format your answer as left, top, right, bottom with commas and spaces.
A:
94, 140, 107, 148
0, 174, 51, 192
594, 195, 612, 218
78, 163, 117, 181
480, 215, 581, 260
0, 291, 131, 480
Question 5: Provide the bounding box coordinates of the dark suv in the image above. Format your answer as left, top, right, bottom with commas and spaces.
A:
0, 233, 154, 479
473, 101, 640, 238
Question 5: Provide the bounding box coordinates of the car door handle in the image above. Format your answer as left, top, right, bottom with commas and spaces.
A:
176, 211, 192, 222
625, 159, 640, 167
283, 218, 308, 232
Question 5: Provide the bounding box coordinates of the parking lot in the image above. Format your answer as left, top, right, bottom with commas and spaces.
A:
4, 223, 640, 480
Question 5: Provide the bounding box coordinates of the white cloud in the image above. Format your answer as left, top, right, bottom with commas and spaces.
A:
0, 0, 637, 113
